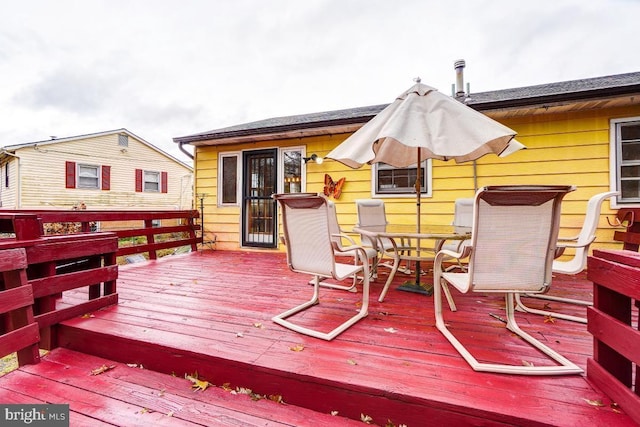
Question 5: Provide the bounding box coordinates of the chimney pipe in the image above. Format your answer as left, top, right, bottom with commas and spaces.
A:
454, 59, 466, 97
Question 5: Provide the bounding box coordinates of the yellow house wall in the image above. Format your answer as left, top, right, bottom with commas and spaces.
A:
195, 104, 640, 254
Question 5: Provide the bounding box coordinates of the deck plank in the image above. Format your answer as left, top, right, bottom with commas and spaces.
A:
5, 250, 636, 426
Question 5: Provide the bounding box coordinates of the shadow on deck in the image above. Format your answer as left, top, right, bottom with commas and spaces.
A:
3, 250, 638, 426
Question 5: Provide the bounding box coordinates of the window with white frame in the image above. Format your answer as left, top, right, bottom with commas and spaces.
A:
144, 171, 160, 192
219, 152, 240, 205
612, 117, 640, 203
281, 148, 303, 193
373, 160, 431, 196
77, 164, 100, 189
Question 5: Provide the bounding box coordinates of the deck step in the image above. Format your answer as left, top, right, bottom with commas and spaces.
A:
0, 348, 361, 427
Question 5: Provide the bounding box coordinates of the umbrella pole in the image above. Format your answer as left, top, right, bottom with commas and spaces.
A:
397, 148, 433, 296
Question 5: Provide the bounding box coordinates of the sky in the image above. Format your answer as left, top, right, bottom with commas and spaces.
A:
1, 0, 638, 164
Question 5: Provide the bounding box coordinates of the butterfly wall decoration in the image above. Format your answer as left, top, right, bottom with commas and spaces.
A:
324, 174, 345, 199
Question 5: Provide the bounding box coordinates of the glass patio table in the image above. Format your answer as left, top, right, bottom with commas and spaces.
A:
353, 223, 471, 301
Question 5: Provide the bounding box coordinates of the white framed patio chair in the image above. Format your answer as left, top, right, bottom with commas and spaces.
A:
515, 191, 618, 323
273, 193, 370, 341
320, 200, 378, 291
437, 198, 474, 272
434, 185, 583, 375
355, 199, 412, 276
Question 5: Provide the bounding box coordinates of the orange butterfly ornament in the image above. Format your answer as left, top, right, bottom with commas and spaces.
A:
324, 174, 345, 199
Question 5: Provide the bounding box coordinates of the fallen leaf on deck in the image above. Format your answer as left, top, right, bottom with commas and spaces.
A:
522, 360, 534, 367
268, 394, 284, 404
185, 372, 210, 392
347, 359, 357, 365
543, 303, 552, 309
253, 322, 264, 329
90, 364, 115, 375
127, 363, 144, 369
361, 413, 373, 424
290, 344, 305, 352
81, 313, 95, 318
236, 332, 244, 338
544, 315, 556, 324
611, 402, 621, 413
167, 411, 174, 417
221, 382, 233, 391
384, 327, 398, 333
583, 398, 604, 407
331, 411, 339, 416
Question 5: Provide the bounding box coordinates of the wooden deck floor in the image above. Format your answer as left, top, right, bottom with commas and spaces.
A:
1, 250, 637, 426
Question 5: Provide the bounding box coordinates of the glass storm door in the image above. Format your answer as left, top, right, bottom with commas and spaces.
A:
242, 149, 277, 248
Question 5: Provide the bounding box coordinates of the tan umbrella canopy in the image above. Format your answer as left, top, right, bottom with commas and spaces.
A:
326, 80, 525, 291
326, 80, 525, 226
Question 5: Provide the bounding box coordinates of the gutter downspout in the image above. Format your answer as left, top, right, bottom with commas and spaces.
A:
178, 141, 194, 160
1, 150, 21, 208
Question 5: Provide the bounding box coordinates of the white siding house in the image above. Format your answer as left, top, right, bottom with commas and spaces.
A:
0, 129, 193, 210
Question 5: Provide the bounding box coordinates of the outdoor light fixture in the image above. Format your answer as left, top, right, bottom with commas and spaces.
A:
303, 153, 323, 164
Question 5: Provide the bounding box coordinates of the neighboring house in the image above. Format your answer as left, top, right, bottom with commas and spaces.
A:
174, 71, 640, 252
0, 129, 194, 216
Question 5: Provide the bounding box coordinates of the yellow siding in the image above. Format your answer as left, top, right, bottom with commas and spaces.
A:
11, 133, 193, 210
195, 104, 640, 254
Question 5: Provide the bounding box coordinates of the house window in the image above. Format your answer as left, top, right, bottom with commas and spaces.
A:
144, 171, 160, 192
118, 134, 129, 147
282, 148, 303, 193
4, 162, 8, 188
373, 160, 431, 196
77, 164, 100, 189
612, 117, 640, 203
219, 152, 240, 205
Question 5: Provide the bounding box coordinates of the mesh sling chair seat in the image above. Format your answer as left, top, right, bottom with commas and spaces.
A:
514, 191, 619, 323
433, 185, 583, 375
273, 193, 371, 341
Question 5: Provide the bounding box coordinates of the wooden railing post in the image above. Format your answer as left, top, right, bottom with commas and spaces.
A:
587, 249, 640, 423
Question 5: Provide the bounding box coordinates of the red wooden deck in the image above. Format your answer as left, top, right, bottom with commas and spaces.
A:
1, 250, 637, 426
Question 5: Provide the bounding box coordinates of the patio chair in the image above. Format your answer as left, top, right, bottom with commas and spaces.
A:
319, 200, 378, 291
514, 191, 619, 323
355, 199, 412, 276
273, 193, 371, 341
433, 185, 583, 375
437, 197, 474, 272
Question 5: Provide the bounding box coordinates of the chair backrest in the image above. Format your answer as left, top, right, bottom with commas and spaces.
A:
452, 198, 474, 233
326, 200, 342, 248
553, 191, 618, 274
355, 199, 387, 227
274, 193, 336, 277
468, 185, 575, 293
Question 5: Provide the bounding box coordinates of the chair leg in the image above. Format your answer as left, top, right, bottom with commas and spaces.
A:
514, 293, 587, 324
434, 283, 583, 375
273, 271, 370, 341
377, 250, 401, 302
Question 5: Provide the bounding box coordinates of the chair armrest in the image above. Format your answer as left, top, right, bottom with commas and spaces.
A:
331, 233, 358, 247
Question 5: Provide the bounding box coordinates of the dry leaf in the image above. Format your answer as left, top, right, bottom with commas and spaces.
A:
221, 382, 233, 391
90, 364, 115, 375
361, 413, 373, 424
583, 398, 604, 407
290, 344, 305, 352
347, 359, 357, 365
268, 394, 284, 404
236, 332, 244, 338
522, 360, 534, 367
544, 315, 556, 324
186, 372, 210, 392
331, 411, 339, 416
81, 313, 95, 319
384, 327, 398, 334
253, 322, 264, 329
166, 411, 174, 417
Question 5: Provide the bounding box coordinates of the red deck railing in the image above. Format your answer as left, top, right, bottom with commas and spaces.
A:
587, 249, 640, 424
0, 209, 202, 365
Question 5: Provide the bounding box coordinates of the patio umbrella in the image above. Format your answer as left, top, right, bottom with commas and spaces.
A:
326, 79, 525, 291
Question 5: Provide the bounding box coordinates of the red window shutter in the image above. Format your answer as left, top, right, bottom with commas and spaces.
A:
65, 161, 76, 188
161, 171, 168, 193
135, 169, 143, 192
101, 165, 111, 190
